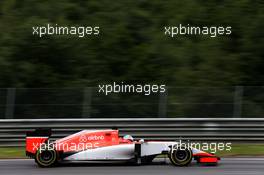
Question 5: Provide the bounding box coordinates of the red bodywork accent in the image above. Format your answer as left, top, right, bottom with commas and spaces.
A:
54, 130, 120, 152
193, 152, 219, 163
199, 157, 218, 163
193, 152, 214, 157
26, 137, 48, 154
25, 130, 132, 155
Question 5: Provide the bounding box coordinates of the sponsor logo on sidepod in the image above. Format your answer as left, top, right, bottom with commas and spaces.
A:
79, 135, 105, 142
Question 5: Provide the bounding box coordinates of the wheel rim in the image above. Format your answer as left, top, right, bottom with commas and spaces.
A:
176, 150, 187, 161
40, 150, 53, 162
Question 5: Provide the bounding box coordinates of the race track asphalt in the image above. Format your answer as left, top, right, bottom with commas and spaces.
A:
0, 158, 263, 175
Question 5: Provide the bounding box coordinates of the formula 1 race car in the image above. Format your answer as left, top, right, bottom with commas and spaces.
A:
26, 129, 220, 167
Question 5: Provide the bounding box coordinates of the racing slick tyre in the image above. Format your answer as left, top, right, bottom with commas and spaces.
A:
169, 146, 193, 166
35, 146, 57, 168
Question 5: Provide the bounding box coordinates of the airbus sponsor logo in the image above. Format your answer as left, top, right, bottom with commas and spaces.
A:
79, 135, 87, 142
79, 134, 105, 142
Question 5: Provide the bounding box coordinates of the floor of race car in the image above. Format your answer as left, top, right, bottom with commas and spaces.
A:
0, 158, 263, 175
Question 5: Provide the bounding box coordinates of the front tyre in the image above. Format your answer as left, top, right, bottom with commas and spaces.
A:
35, 147, 57, 167
169, 147, 192, 166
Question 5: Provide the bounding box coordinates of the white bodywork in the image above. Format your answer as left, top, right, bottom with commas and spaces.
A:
64, 141, 203, 161
65, 144, 135, 160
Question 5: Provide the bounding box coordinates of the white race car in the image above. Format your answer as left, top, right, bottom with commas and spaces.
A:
26, 129, 219, 167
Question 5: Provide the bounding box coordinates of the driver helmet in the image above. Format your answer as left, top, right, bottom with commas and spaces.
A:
123, 135, 134, 141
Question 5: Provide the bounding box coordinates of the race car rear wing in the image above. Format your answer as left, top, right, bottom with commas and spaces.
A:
26, 128, 52, 157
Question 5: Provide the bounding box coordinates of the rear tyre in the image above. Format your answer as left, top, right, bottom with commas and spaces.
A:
169, 146, 192, 166
35, 146, 57, 168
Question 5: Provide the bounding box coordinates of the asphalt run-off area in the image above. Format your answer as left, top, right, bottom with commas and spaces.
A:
0, 158, 263, 175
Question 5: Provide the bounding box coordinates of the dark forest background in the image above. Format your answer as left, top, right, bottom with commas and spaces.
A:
0, 1, 263, 118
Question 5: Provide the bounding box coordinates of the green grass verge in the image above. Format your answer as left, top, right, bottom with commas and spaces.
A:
216, 144, 264, 157
0, 144, 263, 159
0, 147, 26, 159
